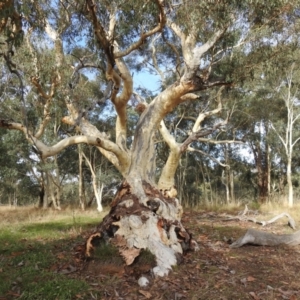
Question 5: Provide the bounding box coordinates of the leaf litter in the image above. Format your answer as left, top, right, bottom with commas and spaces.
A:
58, 209, 299, 299
2, 209, 300, 299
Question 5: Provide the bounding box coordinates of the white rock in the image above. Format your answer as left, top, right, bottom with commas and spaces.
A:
138, 276, 149, 287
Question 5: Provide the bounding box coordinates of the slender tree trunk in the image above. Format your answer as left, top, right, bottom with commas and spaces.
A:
287, 155, 293, 207
48, 172, 61, 210
199, 161, 208, 205
221, 170, 230, 204
95, 183, 104, 212
13, 191, 17, 207
48, 178, 57, 209
37, 172, 45, 208
267, 143, 271, 200
44, 172, 50, 209
175, 153, 188, 205
53, 157, 62, 210
91, 176, 103, 212
222, 145, 231, 204
229, 171, 235, 203
78, 145, 86, 210
81, 150, 104, 212
252, 142, 269, 203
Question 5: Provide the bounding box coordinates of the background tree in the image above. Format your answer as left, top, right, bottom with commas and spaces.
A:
270, 61, 300, 207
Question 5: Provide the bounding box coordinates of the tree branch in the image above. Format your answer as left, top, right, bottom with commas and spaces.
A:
111, 57, 133, 151
158, 120, 181, 190
192, 86, 224, 132
0, 120, 127, 166
114, 0, 166, 58
151, 34, 165, 84
181, 119, 227, 153
85, 0, 115, 67
187, 147, 229, 168
159, 119, 178, 149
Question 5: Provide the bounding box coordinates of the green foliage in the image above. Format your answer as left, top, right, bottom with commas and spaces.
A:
1, 0, 300, 207
93, 243, 124, 265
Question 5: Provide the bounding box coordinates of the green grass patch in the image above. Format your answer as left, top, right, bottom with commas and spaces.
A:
0, 209, 104, 299
134, 248, 156, 265
93, 242, 123, 264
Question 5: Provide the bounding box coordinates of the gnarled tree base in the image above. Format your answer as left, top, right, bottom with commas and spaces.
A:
86, 181, 198, 277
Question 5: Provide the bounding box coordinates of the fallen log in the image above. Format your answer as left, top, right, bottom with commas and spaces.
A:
230, 228, 300, 248
224, 209, 296, 230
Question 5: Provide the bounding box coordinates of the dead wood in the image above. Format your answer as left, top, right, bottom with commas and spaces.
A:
230, 228, 300, 248
223, 206, 296, 230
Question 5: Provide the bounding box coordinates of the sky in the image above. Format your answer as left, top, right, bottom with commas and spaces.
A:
133, 71, 161, 93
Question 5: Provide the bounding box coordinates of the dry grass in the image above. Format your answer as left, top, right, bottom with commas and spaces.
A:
0, 205, 108, 227
189, 200, 300, 220
260, 201, 300, 214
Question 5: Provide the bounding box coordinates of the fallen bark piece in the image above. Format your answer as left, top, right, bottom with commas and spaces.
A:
230, 228, 300, 248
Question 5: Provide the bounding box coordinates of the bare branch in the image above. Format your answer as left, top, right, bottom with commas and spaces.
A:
269, 122, 288, 153
162, 33, 182, 79
0, 119, 125, 160
167, 20, 185, 44
179, 93, 199, 102
181, 118, 228, 153
158, 120, 181, 189
159, 120, 178, 149
187, 147, 229, 168
197, 137, 243, 145
193, 86, 224, 132
151, 34, 165, 83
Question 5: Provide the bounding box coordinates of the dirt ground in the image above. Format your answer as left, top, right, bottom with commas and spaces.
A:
71, 209, 300, 300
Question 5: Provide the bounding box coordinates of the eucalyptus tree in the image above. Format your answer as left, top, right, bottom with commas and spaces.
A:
0, 0, 299, 275
237, 46, 300, 207
232, 92, 273, 203
269, 61, 300, 207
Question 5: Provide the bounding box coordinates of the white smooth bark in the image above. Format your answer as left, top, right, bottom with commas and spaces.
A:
270, 64, 300, 207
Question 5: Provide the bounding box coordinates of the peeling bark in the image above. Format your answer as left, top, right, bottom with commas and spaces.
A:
86, 181, 198, 276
